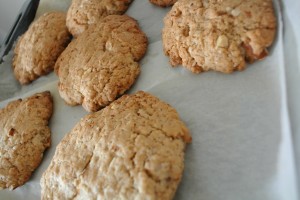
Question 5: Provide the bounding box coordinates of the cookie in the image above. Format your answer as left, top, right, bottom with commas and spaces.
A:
41, 91, 191, 200
13, 12, 71, 84
149, 0, 177, 7
55, 15, 147, 112
162, 0, 276, 73
66, 0, 133, 37
0, 91, 53, 190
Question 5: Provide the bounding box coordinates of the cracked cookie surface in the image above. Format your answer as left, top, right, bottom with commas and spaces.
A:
0, 92, 53, 190
41, 91, 191, 200
13, 12, 71, 84
163, 0, 276, 73
67, 0, 133, 37
55, 15, 147, 112
149, 0, 177, 7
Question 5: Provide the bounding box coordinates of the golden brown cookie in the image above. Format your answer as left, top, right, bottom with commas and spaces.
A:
12, 12, 71, 84
163, 0, 276, 73
55, 15, 147, 112
41, 91, 191, 200
0, 91, 53, 190
149, 0, 177, 7
66, 0, 133, 37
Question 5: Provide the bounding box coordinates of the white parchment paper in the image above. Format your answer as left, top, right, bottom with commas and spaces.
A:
0, 0, 299, 199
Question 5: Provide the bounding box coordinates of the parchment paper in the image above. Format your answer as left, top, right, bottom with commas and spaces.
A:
0, 1, 299, 199
282, 0, 300, 186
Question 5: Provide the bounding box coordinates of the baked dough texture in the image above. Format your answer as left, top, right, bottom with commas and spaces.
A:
66, 0, 133, 37
163, 0, 276, 73
149, 0, 177, 7
13, 12, 71, 84
0, 91, 53, 190
41, 91, 191, 200
55, 15, 147, 112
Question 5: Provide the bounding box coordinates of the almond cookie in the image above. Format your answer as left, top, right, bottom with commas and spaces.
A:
149, 0, 177, 7
12, 12, 71, 84
66, 0, 133, 37
55, 15, 147, 112
41, 91, 191, 200
0, 91, 53, 190
163, 0, 276, 73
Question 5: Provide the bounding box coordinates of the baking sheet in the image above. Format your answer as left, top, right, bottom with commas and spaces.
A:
0, 0, 299, 199
0, 0, 26, 44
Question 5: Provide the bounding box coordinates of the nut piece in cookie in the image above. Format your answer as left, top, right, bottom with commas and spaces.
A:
0, 91, 53, 190
41, 91, 191, 200
13, 12, 71, 84
162, 0, 276, 73
66, 0, 133, 37
149, 0, 177, 7
55, 15, 148, 112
